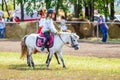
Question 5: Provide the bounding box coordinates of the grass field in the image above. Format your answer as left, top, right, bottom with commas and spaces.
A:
0, 52, 120, 80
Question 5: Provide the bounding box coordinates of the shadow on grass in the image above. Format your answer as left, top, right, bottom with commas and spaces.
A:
9, 64, 50, 71
9, 64, 66, 71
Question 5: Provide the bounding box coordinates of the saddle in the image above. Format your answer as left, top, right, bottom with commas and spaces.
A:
36, 32, 54, 48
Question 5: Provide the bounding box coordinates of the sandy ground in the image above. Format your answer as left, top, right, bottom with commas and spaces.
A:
0, 39, 120, 58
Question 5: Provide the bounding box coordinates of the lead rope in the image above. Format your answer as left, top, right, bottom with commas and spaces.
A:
58, 35, 71, 47
58, 35, 65, 44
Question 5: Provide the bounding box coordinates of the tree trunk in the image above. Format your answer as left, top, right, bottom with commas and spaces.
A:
104, 0, 109, 21
89, 0, 94, 21
4, 0, 10, 17
74, 0, 82, 18
13, 0, 16, 10
74, 4, 79, 18
20, 1, 24, 21
2, 0, 4, 11
45, 0, 51, 9
84, 0, 89, 19
110, 0, 114, 20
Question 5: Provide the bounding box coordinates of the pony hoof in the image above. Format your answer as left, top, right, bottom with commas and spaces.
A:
32, 67, 35, 69
46, 67, 50, 70
28, 64, 31, 67
46, 63, 49, 66
63, 66, 66, 68
58, 62, 60, 64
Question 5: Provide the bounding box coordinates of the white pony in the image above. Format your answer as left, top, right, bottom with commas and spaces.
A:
20, 32, 79, 68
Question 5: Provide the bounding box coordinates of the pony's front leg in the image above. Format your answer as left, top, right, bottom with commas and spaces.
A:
46, 51, 54, 68
58, 50, 66, 68
54, 53, 60, 64
46, 53, 50, 64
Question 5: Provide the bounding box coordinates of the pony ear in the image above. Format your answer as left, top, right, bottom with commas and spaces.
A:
73, 33, 79, 39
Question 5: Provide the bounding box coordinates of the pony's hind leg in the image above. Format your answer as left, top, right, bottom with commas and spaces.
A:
27, 54, 31, 67
27, 49, 35, 68
46, 52, 60, 65
31, 56, 35, 68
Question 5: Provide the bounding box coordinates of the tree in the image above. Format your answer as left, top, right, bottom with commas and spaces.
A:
16, 0, 24, 21
83, 0, 94, 21
2, 0, 10, 17
16, 0, 116, 21
13, 0, 16, 10
2, 0, 4, 11
110, 0, 114, 20
69, 0, 82, 18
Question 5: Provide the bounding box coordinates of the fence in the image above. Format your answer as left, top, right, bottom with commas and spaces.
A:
1, 20, 120, 43
61, 20, 120, 43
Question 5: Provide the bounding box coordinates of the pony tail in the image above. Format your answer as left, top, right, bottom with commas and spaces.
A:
20, 35, 28, 59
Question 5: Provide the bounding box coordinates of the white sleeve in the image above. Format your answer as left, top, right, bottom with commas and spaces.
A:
39, 19, 44, 27
49, 20, 57, 33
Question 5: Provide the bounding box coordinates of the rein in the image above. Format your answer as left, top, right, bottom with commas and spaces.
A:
58, 35, 65, 44
58, 34, 72, 48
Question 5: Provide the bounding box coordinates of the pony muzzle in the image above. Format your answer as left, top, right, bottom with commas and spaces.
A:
72, 44, 79, 50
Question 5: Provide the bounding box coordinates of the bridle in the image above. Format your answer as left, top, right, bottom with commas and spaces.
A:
70, 36, 76, 47
58, 34, 76, 48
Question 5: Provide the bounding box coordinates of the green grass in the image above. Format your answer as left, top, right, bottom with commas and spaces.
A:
0, 52, 120, 80
80, 37, 120, 43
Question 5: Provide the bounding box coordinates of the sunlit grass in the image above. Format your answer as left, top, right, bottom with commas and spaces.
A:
0, 52, 120, 80
80, 37, 120, 43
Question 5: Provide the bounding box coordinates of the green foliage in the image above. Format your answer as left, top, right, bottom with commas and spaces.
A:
0, 1, 14, 11
15, 0, 116, 20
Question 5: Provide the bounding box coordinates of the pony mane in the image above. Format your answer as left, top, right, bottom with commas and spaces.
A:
72, 33, 79, 39
59, 32, 79, 39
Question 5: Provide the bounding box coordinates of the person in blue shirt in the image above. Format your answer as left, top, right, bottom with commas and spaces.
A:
0, 16, 5, 38
98, 15, 109, 42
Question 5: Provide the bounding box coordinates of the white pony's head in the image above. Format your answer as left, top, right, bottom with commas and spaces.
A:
58, 32, 79, 50
69, 33, 79, 50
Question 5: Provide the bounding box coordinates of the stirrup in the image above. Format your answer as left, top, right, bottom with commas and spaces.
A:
41, 46, 45, 51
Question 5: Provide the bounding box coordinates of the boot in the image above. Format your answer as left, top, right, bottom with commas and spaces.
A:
41, 40, 47, 51
41, 46, 45, 51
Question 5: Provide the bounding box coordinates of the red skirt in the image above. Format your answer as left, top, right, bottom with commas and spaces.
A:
37, 27, 42, 34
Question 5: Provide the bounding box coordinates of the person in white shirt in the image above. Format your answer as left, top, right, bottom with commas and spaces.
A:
41, 8, 58, 51
37, 9, 46, 34
60, 16, 67, 32
60, 16, 71, 32
0, 16, 5, 38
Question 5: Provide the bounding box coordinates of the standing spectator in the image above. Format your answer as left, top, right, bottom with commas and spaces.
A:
60, 16, 67, 32
98, 15, 109, 42
0, 15, 5, 38
60, 16, 71, 32
37, 9, 46, 34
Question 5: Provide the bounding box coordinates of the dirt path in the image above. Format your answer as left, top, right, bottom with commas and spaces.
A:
0, 39, 120, 58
